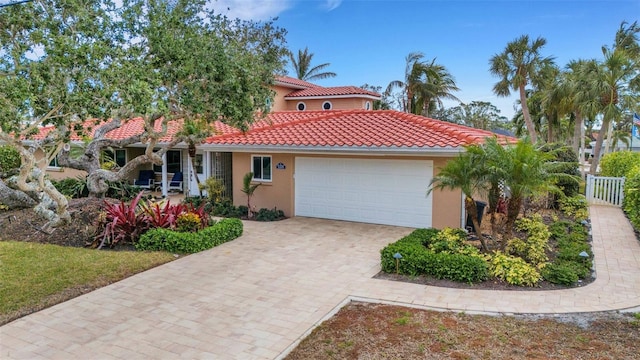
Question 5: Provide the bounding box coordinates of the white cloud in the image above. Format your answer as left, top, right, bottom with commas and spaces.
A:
210, 0, 293, 21
324, 0, 342, 11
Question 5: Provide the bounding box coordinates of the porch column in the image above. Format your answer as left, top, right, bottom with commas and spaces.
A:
161, 151, 168, 198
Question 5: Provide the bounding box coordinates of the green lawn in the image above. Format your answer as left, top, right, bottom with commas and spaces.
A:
0, 241, 176, 325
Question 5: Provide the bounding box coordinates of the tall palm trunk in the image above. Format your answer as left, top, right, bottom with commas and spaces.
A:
519, 84, 538, 143
589, 118, 609, 174
572, 111, 583, 162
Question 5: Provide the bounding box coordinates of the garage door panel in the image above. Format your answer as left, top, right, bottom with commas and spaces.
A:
295, 158, 433, 228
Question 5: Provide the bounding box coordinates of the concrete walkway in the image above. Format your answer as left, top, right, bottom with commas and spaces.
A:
1, 205, 639, 359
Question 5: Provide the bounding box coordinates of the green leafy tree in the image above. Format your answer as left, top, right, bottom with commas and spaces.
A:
288, 47, 337, 81
433, 101, 509, 130
0, 0, 287, 220
490, 35, 554, 143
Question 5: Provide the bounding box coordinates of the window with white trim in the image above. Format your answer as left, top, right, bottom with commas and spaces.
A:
296, 102, 306, 111
365, 101, 371, 110
48, 155, 60, 169
322, 101, 332, 110
251, 155, 272, 181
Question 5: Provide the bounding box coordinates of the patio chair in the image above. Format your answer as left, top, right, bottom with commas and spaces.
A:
168, 171, 183, 192
133, 170, 155, 190
154, 172, 184, 193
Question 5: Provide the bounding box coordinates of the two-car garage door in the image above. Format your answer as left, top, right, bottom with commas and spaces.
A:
294, 157, 433, 228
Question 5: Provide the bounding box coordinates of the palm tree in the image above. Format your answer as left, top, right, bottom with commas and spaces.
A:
490, 35, 554, 144
288, 47, 336, 81
414, 59, 460, 117
241, 172, 261, 219
586, 48, 637, 174
387, 53, 460, 116
428, 148, 490, 252
498, 140, 577, 240
386, 52, 425, 113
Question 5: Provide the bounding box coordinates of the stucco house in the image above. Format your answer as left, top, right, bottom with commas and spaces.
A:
40, 76, 514, 229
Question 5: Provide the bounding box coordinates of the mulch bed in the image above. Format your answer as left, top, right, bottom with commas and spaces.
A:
0, 198, 116, 248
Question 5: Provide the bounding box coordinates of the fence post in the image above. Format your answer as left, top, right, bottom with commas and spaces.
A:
586, 174, 593, 203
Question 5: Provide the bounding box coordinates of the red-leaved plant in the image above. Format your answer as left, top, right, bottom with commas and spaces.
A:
96, 192, 150, 249
95, 192, 211, 248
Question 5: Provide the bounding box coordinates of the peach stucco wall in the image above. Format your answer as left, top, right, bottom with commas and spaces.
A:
232, 153, 462, 229
284, 98, 370, 111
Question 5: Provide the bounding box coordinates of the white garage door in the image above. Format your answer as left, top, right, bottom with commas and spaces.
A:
294, 157, 433, 228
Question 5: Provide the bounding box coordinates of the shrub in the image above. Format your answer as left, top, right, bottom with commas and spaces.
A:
558, 195, 589, 221
599, 151, 640, 177
51, 177, 89, 198
105, 180, 141, 201
254, 207, 285, 221
176, 212, 202, 232
429, 227, 480, 257
489, 252, 541, 286
200, 177, 226, 204
539, 143, 581, 198
380, 229, 488, 283
508, 215, 550, 267
0, 145, 20, 178
136, 218, 243, 253
211, 198, 247, 218
624, 165, 640, 229
541, 262, 579, 285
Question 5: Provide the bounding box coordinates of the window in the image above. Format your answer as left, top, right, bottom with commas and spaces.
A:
296, 102, 306, 111
103, 149, 127, 168
265, 98, 272, 112
251, 155, 272, 181
153, 150, 182, 173
48, 155, 60, 169
365, 101, 371, 110
322, 101, 332, 110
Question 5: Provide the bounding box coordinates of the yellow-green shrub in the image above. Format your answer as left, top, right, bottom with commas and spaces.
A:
558, 195, 589, 221
599, 151, 640, 177
176, 212, 202, 232
624, 165, 640, 229
489, 251, 542, 287
507, 215, 550, 267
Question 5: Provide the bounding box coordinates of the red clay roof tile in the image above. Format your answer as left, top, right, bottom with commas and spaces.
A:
34, 110, 516, 150
205, 110, 516, 149
284, 86, 381, 98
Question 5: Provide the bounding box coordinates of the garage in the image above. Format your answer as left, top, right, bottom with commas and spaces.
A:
294, 157, 433, 228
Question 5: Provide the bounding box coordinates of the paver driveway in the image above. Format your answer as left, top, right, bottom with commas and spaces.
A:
1, 217, 413, 359
2, 205, 640, 359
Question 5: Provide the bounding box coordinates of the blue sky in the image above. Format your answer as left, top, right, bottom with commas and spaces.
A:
217, 0, 639, 119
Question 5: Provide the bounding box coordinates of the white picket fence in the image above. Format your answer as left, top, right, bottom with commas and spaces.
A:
586, 175, 625, 206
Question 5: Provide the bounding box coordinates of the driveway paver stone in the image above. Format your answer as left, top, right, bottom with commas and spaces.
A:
1, 205, 639, 359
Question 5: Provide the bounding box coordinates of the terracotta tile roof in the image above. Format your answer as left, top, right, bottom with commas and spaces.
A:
34, 110, 516, 151
205, 110, 516, 149
274, 76, 321, 89
35, 118, 209, 143
284, 86, 381, 99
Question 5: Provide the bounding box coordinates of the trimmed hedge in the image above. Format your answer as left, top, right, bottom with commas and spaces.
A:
599, 151, 640, 178
624, 165, 640, 229
380, 229, 488, 283
136, 218, 243, 253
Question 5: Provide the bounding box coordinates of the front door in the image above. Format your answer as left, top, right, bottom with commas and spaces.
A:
188, 153, 205, 196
